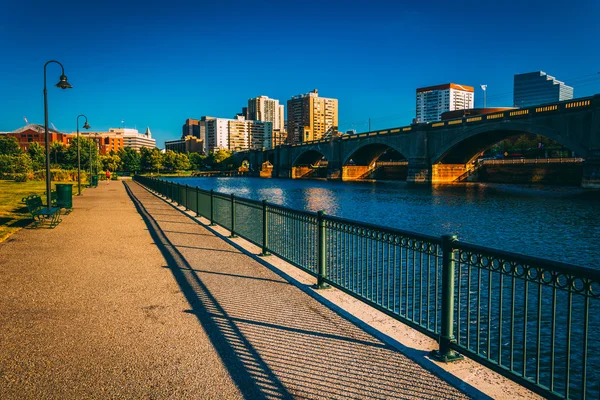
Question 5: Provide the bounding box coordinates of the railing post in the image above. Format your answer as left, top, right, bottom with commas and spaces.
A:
315, 210, 330, 289
184, 184, 189, 210
209, 189, 216, 226
229, 193, 237, 238
195, 187, 200, 217
432, 234, 463, 362
260, 200, 270, 256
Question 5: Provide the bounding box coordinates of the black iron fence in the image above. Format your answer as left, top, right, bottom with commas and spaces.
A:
134, 175, 600, 399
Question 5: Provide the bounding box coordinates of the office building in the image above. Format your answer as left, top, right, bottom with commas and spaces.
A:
287, 89, 338, 144
182, 119, 201, 139
416, 83, 474, 123
165, 136, 204, 154
80, 127, 155, 152
513, 71, 574, 108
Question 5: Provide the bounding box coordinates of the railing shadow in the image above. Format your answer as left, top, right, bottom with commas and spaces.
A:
124, 181, 479, 399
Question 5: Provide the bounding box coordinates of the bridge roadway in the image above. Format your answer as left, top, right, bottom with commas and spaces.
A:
0, 181, 540, 399
236, 95, 600, 187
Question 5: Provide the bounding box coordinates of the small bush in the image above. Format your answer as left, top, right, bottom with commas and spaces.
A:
12, 173, 29, 182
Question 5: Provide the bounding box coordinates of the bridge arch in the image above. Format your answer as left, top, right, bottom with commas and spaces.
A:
431, 121, 588, 164
342, 142, 407, 166
340, 142, 408, 181
291, 149, 329, 179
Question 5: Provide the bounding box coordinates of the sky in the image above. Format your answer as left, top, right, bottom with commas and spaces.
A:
1, 0, 599, 147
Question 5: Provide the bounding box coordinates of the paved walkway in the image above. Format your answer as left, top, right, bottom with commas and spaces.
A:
0, 180, 470, 399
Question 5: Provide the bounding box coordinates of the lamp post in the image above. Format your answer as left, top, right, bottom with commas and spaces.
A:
44, 60, 72, 209
93, 133, 99, 178
76, 114, 90, 195
480, 85, 488, 108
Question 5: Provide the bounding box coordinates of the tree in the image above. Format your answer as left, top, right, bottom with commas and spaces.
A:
188, 152, 206, 170
0, 135, 22, 155
163, 150, 177, 171
50, 141, 66, 166
141, 147, 163, 173
174, 153, 191, 171
28, 142, 45, 171
149, 149, 163, 173
118, 147, 141, 172
207, 149, 233, 170
100, 153, 121, 172
0, 153, 32, 176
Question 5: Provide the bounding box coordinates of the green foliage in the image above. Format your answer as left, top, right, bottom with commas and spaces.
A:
118, 147, 141, 172
0, 153, 33, 178
163, 150, 177, 171
0, 136, 22, 156
100, 153, 121, 172
50, 141, 66, 166
12, 173, 29, 182
174, 153, 191, 171
207, 149, 233, 170
28, 142, 46, 171
63, 137, 97, 171
189, 152, 206, 170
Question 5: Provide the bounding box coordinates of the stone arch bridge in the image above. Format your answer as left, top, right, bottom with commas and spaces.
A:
234, 95, 600, 188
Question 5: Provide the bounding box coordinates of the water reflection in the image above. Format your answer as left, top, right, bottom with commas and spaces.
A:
167, 177, 600, 268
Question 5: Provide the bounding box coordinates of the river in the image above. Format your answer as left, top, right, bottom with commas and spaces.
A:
165, 177, 600, 269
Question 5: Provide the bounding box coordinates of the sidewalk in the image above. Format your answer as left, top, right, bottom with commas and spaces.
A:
0, 180, 470, 399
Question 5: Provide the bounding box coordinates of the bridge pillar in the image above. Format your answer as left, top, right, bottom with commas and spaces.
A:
431, 164, 468, 184
327, 161, 342, 180
342, 165, 373, 181
582, 153, 600, 188
406, 157, 431, 184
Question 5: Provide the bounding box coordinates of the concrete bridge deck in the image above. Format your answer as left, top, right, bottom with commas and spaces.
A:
0, 181, 535, 399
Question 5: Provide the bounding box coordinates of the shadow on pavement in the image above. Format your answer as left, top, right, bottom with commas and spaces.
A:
124, 181, 480, 400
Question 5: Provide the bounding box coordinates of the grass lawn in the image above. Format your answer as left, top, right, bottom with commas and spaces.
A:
0, 180, 86, 242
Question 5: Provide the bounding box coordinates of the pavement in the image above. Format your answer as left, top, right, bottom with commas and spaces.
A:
0, 179, 472, 399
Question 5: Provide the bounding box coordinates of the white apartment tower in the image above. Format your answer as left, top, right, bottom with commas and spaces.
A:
416, 83, 475, 123
205, 115, 273, 153
247, 95, 284, 130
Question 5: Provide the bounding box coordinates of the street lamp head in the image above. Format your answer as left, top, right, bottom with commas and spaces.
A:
83, 121, 91, 129
55, 74, 72, 89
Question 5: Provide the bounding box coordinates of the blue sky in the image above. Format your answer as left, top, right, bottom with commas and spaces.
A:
1, 0, 599, 147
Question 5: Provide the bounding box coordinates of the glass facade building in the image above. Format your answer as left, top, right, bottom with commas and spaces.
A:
513, 71, 573, 108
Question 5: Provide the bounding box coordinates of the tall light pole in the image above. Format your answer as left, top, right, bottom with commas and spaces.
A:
480, 85, 488, 108
76, 115, 90, 196
44, 60, 72, 208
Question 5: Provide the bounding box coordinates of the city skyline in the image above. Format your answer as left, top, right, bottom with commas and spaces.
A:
1, 0, 599, 148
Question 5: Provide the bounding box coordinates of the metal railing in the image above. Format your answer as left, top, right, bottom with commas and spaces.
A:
134, 175, 600, 400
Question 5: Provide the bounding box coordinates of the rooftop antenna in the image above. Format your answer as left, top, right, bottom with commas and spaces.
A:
51, 122, 57, 131
24, 116, 29, 125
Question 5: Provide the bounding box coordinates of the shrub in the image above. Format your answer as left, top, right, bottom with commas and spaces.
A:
12, 173, 29, 182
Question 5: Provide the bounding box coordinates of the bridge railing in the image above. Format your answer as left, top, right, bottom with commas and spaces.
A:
247, 96, 595, 150
134, 175, 600, 400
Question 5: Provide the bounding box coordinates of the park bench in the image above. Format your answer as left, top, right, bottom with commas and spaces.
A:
22, 195, 62, 228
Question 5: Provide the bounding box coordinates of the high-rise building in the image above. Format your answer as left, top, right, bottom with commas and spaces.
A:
182, 119, 200, 138
286, 89, 338, 144
513, 71, 574, 108
247, 95, 284, 131
416, 83, 474, 123
204, 115, 273, 153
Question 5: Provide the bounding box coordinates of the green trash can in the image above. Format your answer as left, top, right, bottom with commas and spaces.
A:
91, 175, 99, 187
55, 183, 73, 209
